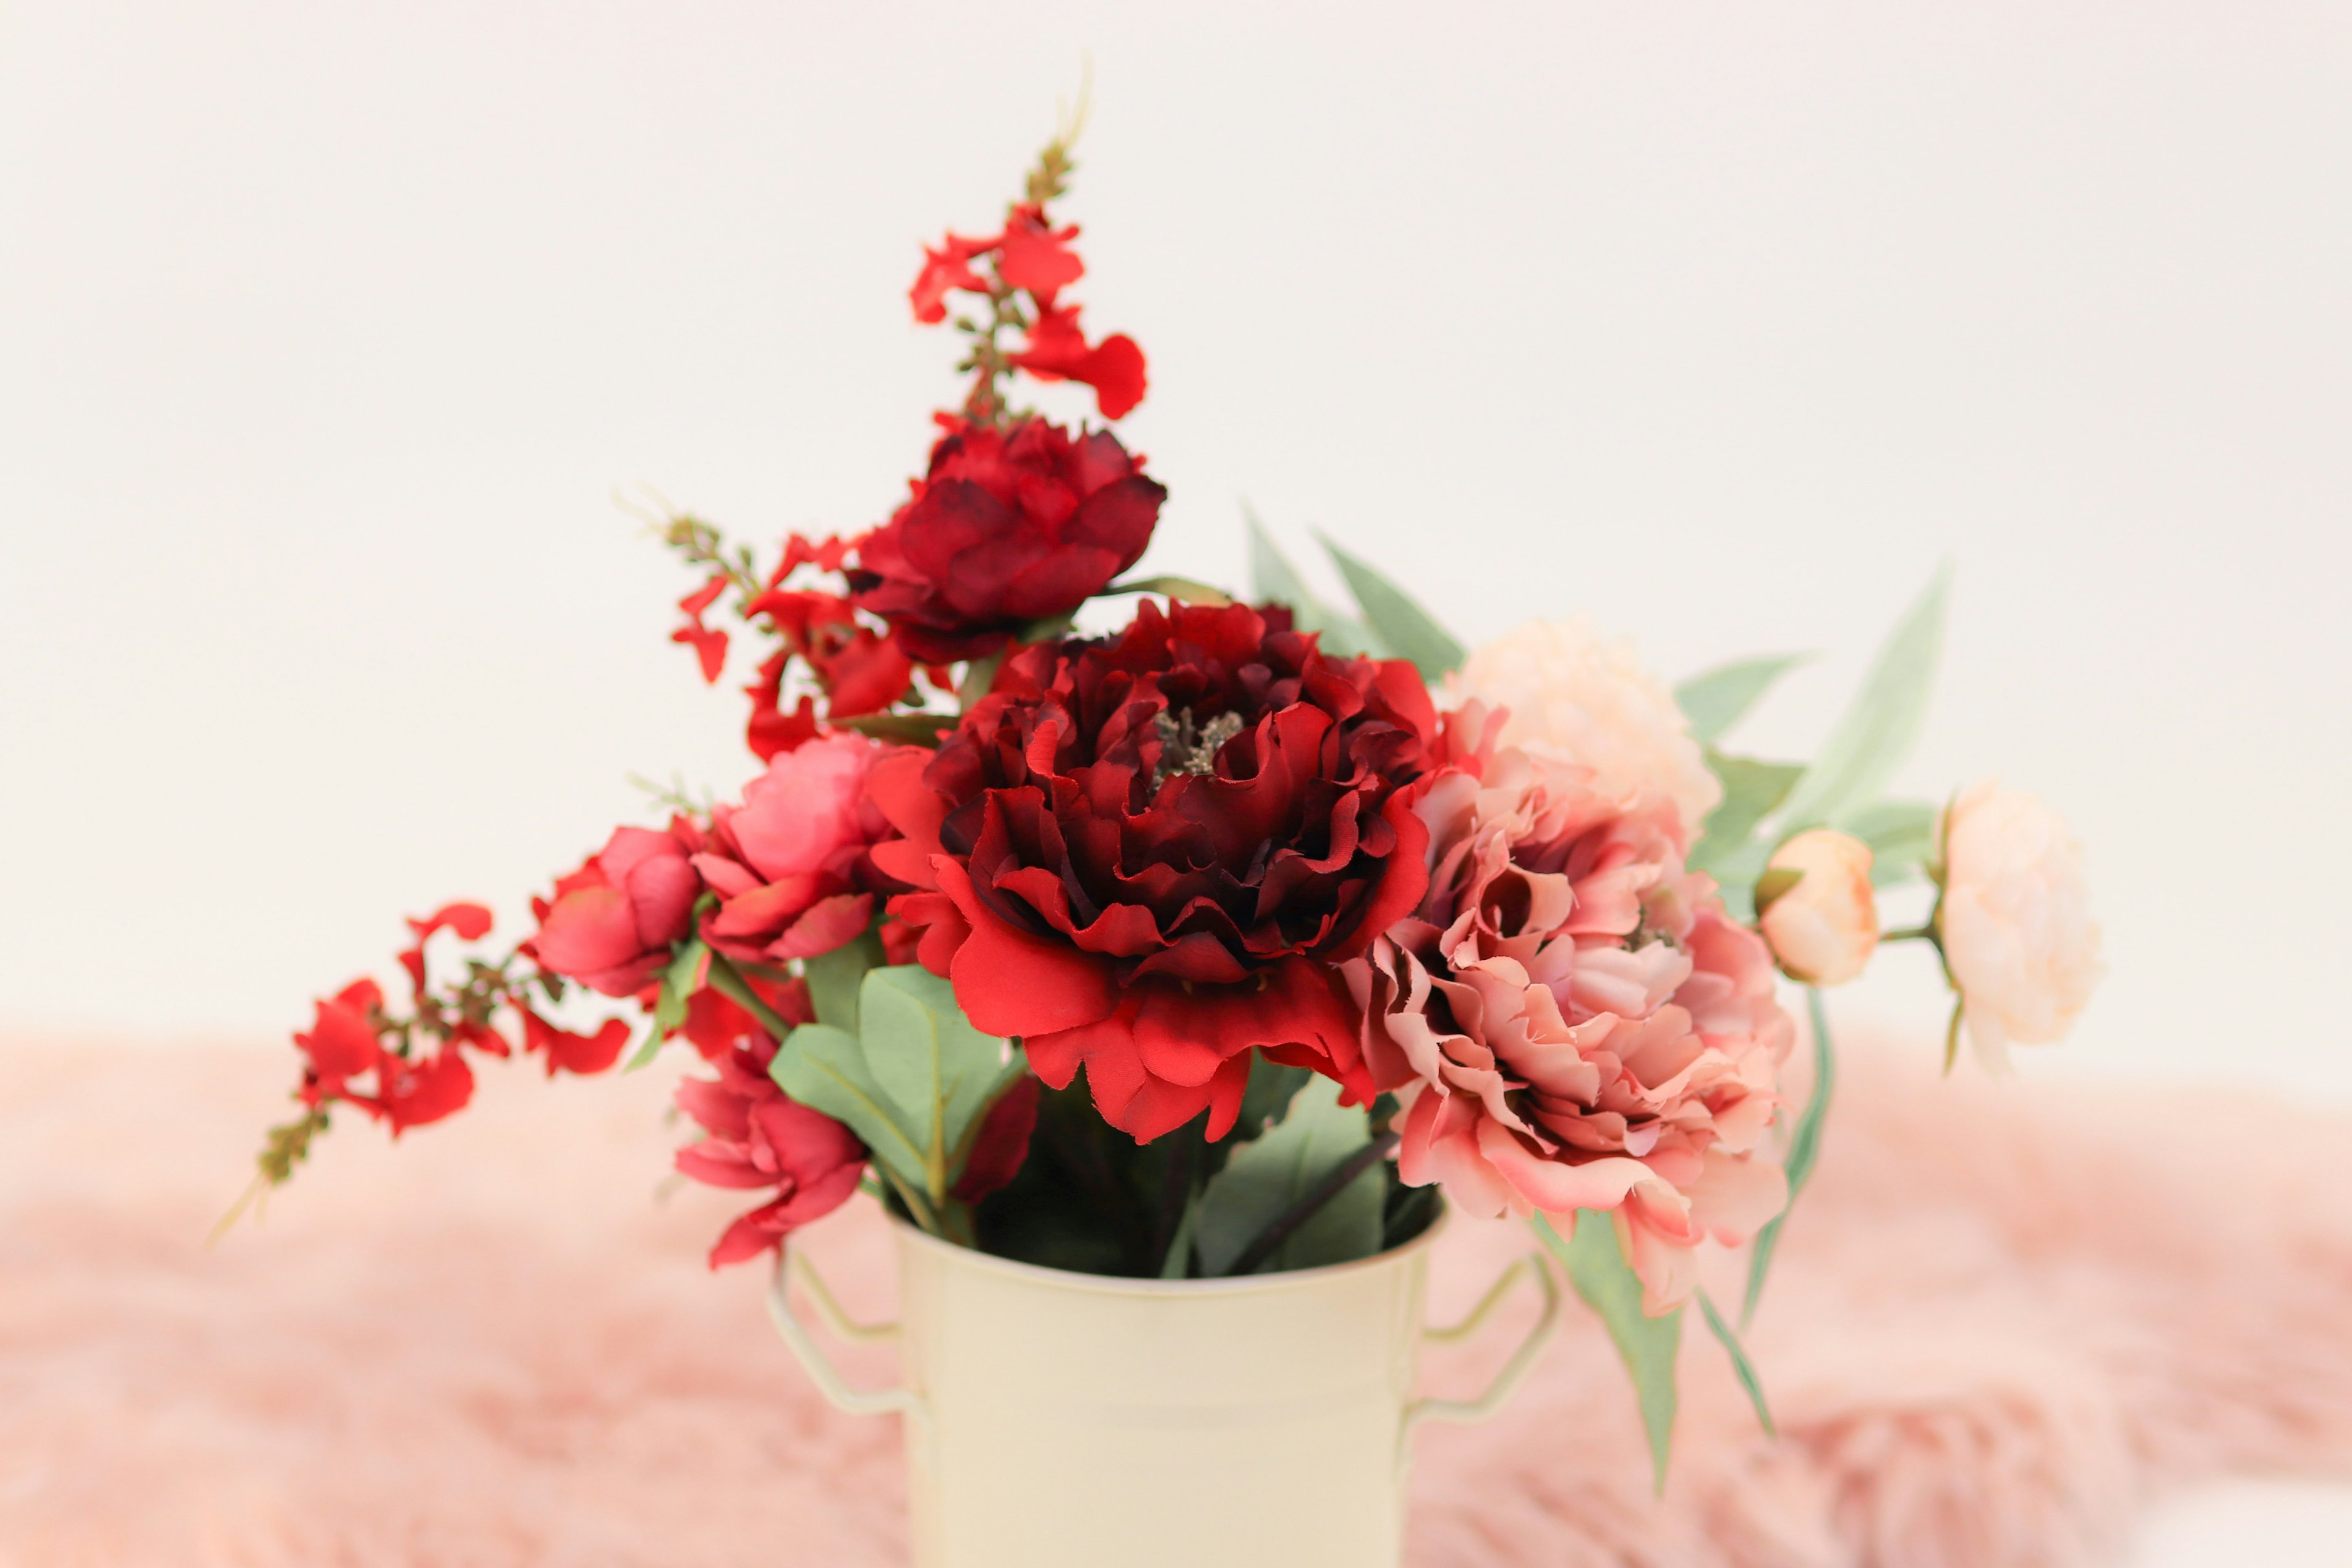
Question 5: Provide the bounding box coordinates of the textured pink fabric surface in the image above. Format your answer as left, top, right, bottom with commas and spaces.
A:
5, 1033, 2350, 1567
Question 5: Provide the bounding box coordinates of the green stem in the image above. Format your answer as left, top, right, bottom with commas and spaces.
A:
703, 952, 794, 1043
1224, 1129, 1401, 1277
1880, 924, 1940, 944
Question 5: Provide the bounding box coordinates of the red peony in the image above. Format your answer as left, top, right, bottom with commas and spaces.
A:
671, 980, 868, 1268
692, 732, 905, 966
529, 821, 704, 997
849, 418, 1165, 664
871, 598, 1440, 1142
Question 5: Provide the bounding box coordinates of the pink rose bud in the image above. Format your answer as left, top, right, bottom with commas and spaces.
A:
1757, 828, 1880, 987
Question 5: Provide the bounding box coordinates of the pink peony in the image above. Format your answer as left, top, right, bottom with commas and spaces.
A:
1450, 617, 1722, 846
1349, 723, 1793, 1314
692, 731, 903, 966
1758, 828, 1880, 986
529, 821, 704, 997
1939, 781, 2104, 1069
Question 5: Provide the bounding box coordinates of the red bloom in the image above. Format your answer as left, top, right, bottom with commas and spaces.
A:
1008, 302, 1148, 421
529, 821, 704, 997
671, 572, 731, 683
396, 902, 492, 999
372, 1046, 476, 1134
909, 232, 996, 325
871, 599, 1441, 1141
294, 979, 385, 1101
850, 418, 1166, 663
995, 205, 1084, 299
692, 733, 905, 967
517, 1009, 634, 1076
673, 990, 865, 1268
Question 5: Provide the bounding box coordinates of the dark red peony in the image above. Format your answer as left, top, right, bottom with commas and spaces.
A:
849, 418, 1165, 664
870, 599, 1440, 1142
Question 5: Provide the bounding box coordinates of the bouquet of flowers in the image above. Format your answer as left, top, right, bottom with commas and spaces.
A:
236, 122, 2104, 1479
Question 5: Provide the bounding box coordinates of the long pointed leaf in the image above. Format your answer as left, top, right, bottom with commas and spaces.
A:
1697, 1289, 1775, 1437
1193, 1077, 1383, 1275
1688, 751, 1806, 883
1675, 655, 1809, 744
1838, 797, 1940, 886
1742, 987, 1838, 1325
1777, 567, 1950, 830
1536, 1212, 1681, 1492
1316, 532, 1466, 681
1243, 507, 1379, 657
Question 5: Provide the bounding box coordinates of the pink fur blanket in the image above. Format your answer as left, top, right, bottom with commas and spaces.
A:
6, 1034, 2350, 1567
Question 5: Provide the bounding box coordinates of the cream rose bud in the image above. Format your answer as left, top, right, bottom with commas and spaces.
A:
1755, 829, 1880, 986
1939, 781, 2105, 1068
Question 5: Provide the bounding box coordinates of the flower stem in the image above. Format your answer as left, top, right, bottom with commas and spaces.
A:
1880, 924, 1940, 944
1223, 1129, 1401, 1277
704, 953, 794, 1043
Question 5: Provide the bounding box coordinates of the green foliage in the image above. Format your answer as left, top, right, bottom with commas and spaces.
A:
769, 964, 1024, 1226
1689, 752, 1806, 885
1697, 1289, 1774, 1438
1234, 1056, 1313, 1140
1107, 574, 1235, 606
1674, 654, 1809, 744
1192, 1077, 1385, 1275
1743, 987, 1838, 1325
1316, 531, 1467, 682
1776, 567, 1950, 832
1537, 1212, 1681, 1493
1243, 507, 1379, 657
1838, 798, 1940, 886
627, 939, 708, 1070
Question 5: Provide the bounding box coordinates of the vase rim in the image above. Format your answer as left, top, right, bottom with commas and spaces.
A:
887, 1200, 1449, 1299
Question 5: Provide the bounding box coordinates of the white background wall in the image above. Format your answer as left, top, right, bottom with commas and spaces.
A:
3, 1, 2347, 1106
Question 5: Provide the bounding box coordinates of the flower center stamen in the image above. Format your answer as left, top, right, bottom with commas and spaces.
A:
1152, 707, 1242, 786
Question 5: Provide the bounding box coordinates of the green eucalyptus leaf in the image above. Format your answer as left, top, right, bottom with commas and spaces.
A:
1838, 798, 1940, 886
1688, 752, 1806, 883
1675, 654, 1809, 745
1777, 567, 1951, 832
1743, 987, 1838, 1325
1697, 1288, 1775, 1437
1233, 1056, 1313, 1142
854, 965, 1024, 1203
1193, 1077, 1384, 1276
802, 930, 884, 1034
1245, 507, 1379, 657
769, 1022, 930, 1194
1316, 532, 1467, 682
1536, 1211, 1681, 1493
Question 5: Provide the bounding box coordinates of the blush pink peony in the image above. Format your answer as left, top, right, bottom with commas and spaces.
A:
1938, 781, 2105, 1069
692, 731, 904, 967
1449, 617, 1722, 846
1349, 720, 1792, 1314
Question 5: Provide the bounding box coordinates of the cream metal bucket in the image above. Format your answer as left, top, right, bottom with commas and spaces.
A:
769, 1211, 1559, 1568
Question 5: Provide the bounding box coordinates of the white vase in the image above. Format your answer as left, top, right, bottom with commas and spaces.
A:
769, 1212, 1558, 1568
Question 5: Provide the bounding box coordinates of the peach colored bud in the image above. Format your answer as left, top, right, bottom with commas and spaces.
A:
1757, 829, 1880, 986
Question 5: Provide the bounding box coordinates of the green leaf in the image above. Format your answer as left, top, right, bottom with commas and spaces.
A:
1742, 987, 1838, 1326
1106, 574, 1235, 606
1838, 798, 1940, 886
1316, 532, 1467, 682
1697, 1289, 1775, 1437
1192, 1077, 1385, 1275
1233, 1056, 1312, 1142
1776, 566, 1951, 831
1158, 1191, 1204, 1280
629, 939, 707, 1069
1675, 655, 1809, 745
1244, 507, 1379, 657
802, 930, 884, 1034
1752, 865, 1803, 911
854, 965, 1023, 1202
769, 1022, 932, 1195
1537, 1211, 1681, 1493
1688, 752, 1806, 882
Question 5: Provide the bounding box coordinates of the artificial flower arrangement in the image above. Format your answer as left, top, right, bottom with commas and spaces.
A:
235, 121, 2105, 1487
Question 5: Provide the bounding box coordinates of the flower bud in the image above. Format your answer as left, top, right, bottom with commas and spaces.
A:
1757, 829, 1880, 986
1938, 781, 2104, 1068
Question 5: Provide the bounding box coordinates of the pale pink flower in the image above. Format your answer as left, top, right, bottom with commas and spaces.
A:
692, 732, 902, 965
1449, 617, 1722, 846
1939, 782, 2104, 1068
1758, 828, 1880, 987
1350, 724, 1792, 1315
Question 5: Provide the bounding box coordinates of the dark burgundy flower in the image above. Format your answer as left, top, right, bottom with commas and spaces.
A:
850, 418, 1165, 664
870, 599, 1440, 1142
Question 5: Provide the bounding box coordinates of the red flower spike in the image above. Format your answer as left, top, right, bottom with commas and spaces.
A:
909, 233, 998, 325
374, 1046, 475, 1134
518, 1009, 633, 1077
1009, 303, 1148, 421
996, 206, 1084, 300
396, 902, 494, 999
293, 981, 385, 1099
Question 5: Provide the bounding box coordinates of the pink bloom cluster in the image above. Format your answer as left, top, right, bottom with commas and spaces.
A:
1351, 713, 1793, 1313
